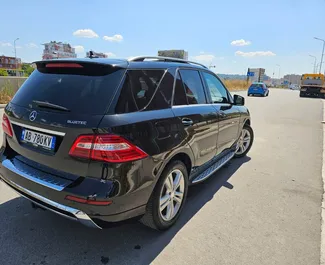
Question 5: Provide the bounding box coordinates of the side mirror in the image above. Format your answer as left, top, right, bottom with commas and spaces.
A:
234, 94, 245, 106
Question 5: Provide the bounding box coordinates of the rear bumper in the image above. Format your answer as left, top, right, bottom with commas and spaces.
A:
300, 89, 325, 98
0, 176, 101, 228
0, 154, 151, 228
248, 89, 266, 95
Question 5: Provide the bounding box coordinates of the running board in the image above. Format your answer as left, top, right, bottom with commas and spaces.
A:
191, 151, 235, 184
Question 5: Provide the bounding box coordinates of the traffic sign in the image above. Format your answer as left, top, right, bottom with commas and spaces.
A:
247, 72, 254, 77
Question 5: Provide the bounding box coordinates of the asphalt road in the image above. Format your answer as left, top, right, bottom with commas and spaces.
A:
0, 89, 323, 265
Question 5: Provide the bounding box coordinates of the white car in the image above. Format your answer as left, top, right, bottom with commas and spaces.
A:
289, 84, 299, 90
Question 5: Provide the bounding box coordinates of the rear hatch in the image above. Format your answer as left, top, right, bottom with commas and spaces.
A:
4, 60, 126, 178
249, 84, 264, 92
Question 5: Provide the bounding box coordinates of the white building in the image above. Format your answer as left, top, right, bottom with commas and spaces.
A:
42, 41, 77, 60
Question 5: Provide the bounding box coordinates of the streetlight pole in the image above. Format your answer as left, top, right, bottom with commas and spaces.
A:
276, 64, 281, 79
14, 38, 19, 76
309, 55, 317, 73
314, 37, 325, 73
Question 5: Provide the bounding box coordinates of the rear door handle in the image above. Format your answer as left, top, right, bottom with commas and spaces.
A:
182, 118, 193, 126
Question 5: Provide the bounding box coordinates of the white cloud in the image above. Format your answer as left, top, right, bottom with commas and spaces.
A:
73, 45, 85, 54
103, 34, 123, 42
192, 54, 216, 62
231, 39, 251, 46
191, 54, 224, 64
235, 51, 276, 57
0, 41, 12, 47
26, 43, 38, 48
73, 29, 99, 38
104, 52, 116, 57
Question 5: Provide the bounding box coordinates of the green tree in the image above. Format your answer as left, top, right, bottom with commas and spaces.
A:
21, 63, 34, 76
0, 69, 8, 76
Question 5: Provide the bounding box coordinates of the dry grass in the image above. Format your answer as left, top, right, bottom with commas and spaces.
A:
223, 79, 251, 91
0, 81, 15, 104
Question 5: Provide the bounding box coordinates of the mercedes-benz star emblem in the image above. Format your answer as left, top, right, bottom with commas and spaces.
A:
29, 111, 37, 122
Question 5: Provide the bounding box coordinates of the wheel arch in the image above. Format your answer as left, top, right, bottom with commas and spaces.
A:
244, 118, 251, 127
154, 148, 194, 186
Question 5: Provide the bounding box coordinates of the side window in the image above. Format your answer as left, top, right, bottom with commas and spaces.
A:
202, 72, 229, 103
179, 69, 206, 104
147, 71, 174, 110
115, 70, 164, 113
173, 71, 188, 106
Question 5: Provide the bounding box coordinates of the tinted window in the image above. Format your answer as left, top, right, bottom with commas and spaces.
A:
202, 72, 229, 103
115, 70, 165, 113
147, 71, 174, 110
179, 70, 206, 104
11, 66, 124, 115
173, 71, 188, 106
249, 84, 263, 88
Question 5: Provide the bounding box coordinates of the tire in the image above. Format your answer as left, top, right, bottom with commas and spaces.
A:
234, 124, 254, 158
140, 160, 189, 230
266, 91, 269, 96
300, 92, 305, 97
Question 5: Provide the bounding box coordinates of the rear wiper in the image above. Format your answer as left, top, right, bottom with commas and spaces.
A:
33, 100, 70, 112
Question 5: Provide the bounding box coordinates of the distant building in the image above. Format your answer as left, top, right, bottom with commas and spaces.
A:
283, 74, 301, 85
0, 55, 22, 70
42, 41, 77, 60
158, 50, 188, 60
0, 55, 23, 76
86, 51, 108, 58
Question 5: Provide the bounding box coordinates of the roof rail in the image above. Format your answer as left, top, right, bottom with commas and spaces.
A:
128, 56, 208, 69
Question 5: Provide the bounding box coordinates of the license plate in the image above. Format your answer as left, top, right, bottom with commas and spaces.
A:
21, 129, 56, 150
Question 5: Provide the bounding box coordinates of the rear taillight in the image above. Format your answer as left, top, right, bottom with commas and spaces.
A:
69, 134, 148, 163
2, 114, 13, 137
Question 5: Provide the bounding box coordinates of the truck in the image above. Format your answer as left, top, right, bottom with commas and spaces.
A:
300, 73, 325, 98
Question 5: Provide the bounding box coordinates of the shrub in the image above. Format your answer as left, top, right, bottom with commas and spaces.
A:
0, 69, 8, 76
0, 81, 15, 104
223, 79, 251, 91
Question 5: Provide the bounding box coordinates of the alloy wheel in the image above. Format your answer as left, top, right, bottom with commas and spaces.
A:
159, 169, 185, 221
236, 128, 251, 155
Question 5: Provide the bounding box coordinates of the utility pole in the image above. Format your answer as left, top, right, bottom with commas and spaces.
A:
314, 37, 325, 73
309, 55, 317, 73
14, 38, 19, 76
276, 64, 281, 85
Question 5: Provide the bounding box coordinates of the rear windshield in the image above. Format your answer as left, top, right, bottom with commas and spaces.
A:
250, 84, 263, 89
11, 64, 124, 115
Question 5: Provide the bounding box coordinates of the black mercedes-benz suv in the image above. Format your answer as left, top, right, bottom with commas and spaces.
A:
0, 56, 253, 230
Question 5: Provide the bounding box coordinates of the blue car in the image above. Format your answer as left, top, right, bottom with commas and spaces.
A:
247, 82, 269, 97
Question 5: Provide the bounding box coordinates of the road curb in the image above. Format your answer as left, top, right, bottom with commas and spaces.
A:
321, 101, 325, 265
0, 104, 6, 109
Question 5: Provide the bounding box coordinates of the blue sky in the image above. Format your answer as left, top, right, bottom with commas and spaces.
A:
1, 0, 324, 76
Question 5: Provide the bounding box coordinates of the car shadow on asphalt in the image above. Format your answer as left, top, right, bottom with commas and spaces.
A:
0, 156, 250, 265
